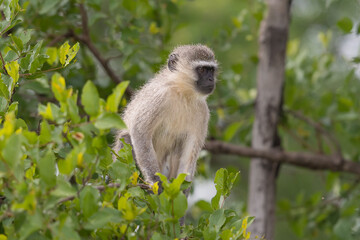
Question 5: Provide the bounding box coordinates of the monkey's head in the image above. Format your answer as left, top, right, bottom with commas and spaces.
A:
167, 44, 218, 95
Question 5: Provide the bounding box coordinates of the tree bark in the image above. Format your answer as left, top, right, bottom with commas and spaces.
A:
247, 0, 291, 239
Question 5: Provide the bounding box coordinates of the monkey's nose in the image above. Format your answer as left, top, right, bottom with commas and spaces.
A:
208, 77, 214, 82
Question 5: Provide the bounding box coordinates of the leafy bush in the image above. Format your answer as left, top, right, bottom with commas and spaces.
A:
0, 73, 252, 239
0, 1, 252, 239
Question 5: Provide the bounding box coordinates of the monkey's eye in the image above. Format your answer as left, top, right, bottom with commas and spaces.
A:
198, 67, 204, 73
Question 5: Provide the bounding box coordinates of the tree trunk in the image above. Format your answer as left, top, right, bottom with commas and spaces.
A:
247, 0, 291, 239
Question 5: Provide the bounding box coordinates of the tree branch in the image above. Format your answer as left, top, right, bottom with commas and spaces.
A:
0, 51, 6, 73
67, 3, 133, 97
204, 140, 360, 175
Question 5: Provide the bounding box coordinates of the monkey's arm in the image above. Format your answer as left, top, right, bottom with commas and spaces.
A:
127, 92, 167, 185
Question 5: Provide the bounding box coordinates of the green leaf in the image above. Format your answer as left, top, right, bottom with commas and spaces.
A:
18, 211, 43, 240
4, 49, 17, 62
0, 19, 21, 34
67, 92, 81, 123
151, 232, 164, 240
29, 40, 43, 73
214, 168, 226, 195
3, 0, 21, 21
65, 42, 80, 66
209, 209, 226, 231
58, 146, 82, 175
108, 161, 131, 187
203, 226, 217, 240
39, 121, 52, 145
5, 61, 19, 83
94, 112, 126, 130
38, 150, 56, 187
39, 0, 61, 14
83, 208, 122, 230
19, 53, 31, 71
337, 17, 353, 34
59, 41, 70, 66
195, 200, 213, 212
106, 81, 129, 112
211, 192, 221, 210
223, 122, 242, 141
0, 79, 9, 99
2, 133, 22, 168
168, 173, 187, 197
220, 229, 233, 240
51, 178, 77, 198
173, 192, 187, 219
81, 81, 100, 117
18, 29, 33, 45
10, 34, 23, 52
29, 54, 48, 73
80, 186, 100, 219
30, 40, 43, 60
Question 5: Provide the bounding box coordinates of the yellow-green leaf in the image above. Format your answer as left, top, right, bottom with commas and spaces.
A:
5, 61, 19, 83
65, 42, 80, 66
59, 41, 70, 66
46, 47, 58, 65
149, 22, 160, 34
0, 234, 8, 240
51, 73, 66, 102
38, 103, 54, 121
106, 81, 129, 112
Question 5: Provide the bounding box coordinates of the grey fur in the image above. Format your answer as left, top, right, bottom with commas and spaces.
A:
113, 44, 218, 186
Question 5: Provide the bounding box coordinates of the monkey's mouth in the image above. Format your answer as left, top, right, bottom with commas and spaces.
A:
197, 84, 215, 95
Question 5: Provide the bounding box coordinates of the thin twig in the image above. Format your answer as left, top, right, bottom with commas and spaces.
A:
19, 66, 64, 77
105, 54, 123, 64
68, 3, 134, 97
0, 11, 19, 36
280, 125, 317, 152
79, 3, 89, 40
285, 109, 343, 161
47, 32, 73, 47
57, 182, 150, 204
0, 51, 6, 72
315, 130, 324, 154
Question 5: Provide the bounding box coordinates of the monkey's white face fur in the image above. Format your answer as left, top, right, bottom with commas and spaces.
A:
113, 44, 218, 188
166, 44, 218, 98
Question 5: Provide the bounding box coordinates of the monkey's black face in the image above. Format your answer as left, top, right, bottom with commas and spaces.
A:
195, 66, 216, 95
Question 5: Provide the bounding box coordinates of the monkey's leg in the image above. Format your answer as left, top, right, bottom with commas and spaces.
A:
176, 137, 201, 183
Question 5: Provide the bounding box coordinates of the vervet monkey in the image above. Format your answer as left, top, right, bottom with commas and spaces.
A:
113, 44, 218, 192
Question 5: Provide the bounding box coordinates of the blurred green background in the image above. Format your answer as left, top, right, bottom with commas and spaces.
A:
2, 0, 360, 238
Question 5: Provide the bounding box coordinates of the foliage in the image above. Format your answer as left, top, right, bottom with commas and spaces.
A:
0, 1, 252, 239
1, 0, 360, 239
0, 71, 251, 238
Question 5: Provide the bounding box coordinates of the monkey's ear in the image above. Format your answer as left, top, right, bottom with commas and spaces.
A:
168, 53, 178, 72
